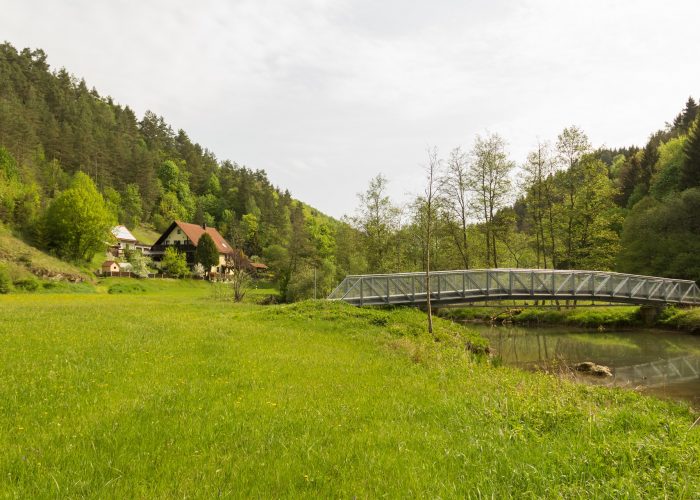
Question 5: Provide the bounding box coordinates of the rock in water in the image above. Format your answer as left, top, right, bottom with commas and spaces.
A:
575, 361, 613, 377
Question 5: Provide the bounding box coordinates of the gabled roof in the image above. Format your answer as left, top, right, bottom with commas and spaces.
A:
101, 260, 118, 267
112, 225, 137, 242
154, 221, 235, 255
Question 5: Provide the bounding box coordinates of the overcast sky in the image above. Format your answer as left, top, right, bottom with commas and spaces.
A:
4, 0, 700, 217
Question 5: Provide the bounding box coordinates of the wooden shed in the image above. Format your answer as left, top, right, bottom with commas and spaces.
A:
101, 260, 120, 274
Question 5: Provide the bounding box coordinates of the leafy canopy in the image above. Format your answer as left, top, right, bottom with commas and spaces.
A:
161, 247, 189, 278
45, 172, 115, 261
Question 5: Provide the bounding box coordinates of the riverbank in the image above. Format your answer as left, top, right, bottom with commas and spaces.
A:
0, 285, 698, 496
439, 304, 700, 333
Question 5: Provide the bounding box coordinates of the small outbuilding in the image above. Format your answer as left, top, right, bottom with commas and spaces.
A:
101, 260, 120, 274
249, 261, 269, 276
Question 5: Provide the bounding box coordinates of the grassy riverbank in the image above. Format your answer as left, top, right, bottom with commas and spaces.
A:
439, 304, 700, 333
0, 282, 698, 497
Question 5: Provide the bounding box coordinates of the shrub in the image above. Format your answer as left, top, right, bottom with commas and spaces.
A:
108, 283, 146, 294
13, 277, 40, 291
0, 267, 10, 294
161, 247, 189, 278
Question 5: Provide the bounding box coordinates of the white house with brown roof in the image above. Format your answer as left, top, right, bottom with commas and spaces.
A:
150, 221, 248, 274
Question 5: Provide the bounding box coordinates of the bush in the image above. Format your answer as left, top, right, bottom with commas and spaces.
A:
13, 277, 40, 292
41, 281, 95, 294
0, 267, 10, 294
108, 283, 146, 294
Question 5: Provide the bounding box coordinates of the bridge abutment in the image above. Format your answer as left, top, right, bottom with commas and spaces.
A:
639, 304, 666, 326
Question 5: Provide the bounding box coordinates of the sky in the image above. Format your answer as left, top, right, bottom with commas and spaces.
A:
4, 0, 700, 218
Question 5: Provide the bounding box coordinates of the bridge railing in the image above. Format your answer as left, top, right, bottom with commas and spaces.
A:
328, 269, 700, 306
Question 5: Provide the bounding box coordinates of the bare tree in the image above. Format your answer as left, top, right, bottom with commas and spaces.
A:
442, 146, 472, 269
467, 133, 515, 268
424, 147, 441, 337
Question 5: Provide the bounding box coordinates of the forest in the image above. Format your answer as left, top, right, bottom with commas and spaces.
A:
1, 42, 699, 299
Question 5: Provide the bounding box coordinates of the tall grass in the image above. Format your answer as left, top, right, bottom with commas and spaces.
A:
0, 288, 698, 497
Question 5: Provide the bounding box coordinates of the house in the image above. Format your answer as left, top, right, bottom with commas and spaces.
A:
111, 225, 137, 256
150, 221, 248, 274
101, 260, 120, 274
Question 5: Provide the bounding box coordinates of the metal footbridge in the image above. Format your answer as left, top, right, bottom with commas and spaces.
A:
328, 269, 700, 307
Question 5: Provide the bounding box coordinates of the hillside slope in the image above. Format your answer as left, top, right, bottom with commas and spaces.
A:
0, 224, 92, 283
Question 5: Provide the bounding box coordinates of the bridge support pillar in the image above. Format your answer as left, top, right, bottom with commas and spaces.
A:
639, 305, 665, 327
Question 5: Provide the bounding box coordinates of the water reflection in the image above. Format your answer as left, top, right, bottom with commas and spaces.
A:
469, 324, 700, 407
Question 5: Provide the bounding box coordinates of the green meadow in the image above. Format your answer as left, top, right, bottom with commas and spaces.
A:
0, 281, 698, 497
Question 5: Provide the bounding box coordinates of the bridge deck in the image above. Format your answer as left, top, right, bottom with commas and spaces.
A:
328, 269, 700, 307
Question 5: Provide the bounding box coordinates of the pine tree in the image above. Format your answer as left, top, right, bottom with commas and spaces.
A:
680, 115, 700, 190
681, 97, 699, 132
195, 233, 219, 272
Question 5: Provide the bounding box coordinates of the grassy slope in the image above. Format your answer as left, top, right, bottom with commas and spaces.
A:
0, 224, 92, 283
130, 224, 161, 246
0, 283, 698, 497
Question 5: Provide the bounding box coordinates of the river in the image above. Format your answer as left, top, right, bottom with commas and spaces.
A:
467, 323, 700, 408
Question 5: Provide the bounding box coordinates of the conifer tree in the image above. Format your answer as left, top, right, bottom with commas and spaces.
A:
195, 233, 219, 272
680, 115, 700, 190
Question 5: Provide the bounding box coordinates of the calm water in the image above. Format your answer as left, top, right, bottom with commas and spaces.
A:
468, 323, 700, 407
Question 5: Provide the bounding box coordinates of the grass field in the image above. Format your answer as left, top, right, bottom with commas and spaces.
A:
0, 281, 698, 497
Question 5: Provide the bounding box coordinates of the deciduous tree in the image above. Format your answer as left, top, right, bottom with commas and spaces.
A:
45, 172, 115, 261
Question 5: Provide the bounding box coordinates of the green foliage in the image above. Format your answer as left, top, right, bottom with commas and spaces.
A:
194, 232, 219, 270
658, 307, 700, 334
121, 184, 143, 228
108, 282, 146, 294
352, 174, 397, 272
157, 160, 181, 191
161, 246, 189, 278
648, 136, 686, 199
125, 249, 153, 278
45, 172, 115, 262
514, 307, 641, 328
618, 188, 700, 281
680, 114, 700, 190
0, 265, 10, 293
0, 147, 18, 180
12, 276, 40, 292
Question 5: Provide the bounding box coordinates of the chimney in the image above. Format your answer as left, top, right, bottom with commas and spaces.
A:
202, 222, 207, 230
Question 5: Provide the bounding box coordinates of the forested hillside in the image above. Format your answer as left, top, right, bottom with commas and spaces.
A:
0, 42, 698, 296
0, 43, 357, 299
